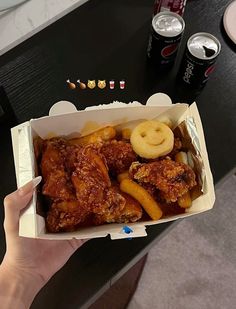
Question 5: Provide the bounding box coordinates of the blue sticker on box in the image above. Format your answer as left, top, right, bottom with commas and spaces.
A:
122, 226, 133, 234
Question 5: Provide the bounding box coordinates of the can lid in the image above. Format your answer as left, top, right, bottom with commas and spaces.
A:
152, 11, 185, 38
187, 32, 221, 60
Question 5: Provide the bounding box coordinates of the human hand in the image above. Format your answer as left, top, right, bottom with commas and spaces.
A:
0, 177, 87, 308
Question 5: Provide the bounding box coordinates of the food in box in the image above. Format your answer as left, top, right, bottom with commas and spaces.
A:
11, 93, 215, 240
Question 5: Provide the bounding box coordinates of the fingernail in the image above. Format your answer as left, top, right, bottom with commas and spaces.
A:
18, 176, 42, 196
32, 176, 42, 188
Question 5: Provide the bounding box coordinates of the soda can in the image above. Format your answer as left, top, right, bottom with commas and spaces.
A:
147, 11, 185, 68
153, 0, 187, 17
177, 32, 221, 91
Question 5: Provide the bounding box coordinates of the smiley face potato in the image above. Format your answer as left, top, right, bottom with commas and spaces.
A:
130, 120, 174, 159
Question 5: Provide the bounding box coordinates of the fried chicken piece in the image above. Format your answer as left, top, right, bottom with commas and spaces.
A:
41, 138, 140, 232
130, 159, 196, 203
71, 146, 111, 213
95, 186, 126, 218
41, 139, 75, 200
40, 138, 68, 179
62, 144, 82, 174
140, 182, 158, 199
46, 200, 88, 232
42, 142, 127, 232
100, 140, 137, 176
40, 138, 87, 232
94, 186, 142, 224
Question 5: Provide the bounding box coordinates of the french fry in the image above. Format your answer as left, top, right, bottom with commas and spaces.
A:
121, 128, 131, 140
120, 179, 163, 220
175, 151, 192, 208
117, 171, 130, 183
177, 192, 192, 208
175, 151, 188, 165
69, 126, 116, 146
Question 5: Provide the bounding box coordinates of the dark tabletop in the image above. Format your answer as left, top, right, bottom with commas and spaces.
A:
0, 0, 235, 308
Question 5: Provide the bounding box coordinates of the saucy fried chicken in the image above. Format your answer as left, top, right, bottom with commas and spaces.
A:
40, 137, 141, 232
41, 139, 75, 200
71, 146, 111, 214
94, 186, 142, 224
130, 158, 196, 203
46, 200, 88, 232
100, 140, 137, 176
41, 139, 90, 232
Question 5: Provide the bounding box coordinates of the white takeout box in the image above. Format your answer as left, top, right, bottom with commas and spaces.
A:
11, 93, 215, 240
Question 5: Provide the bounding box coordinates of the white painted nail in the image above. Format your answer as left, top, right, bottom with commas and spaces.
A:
32, 176, 42, 188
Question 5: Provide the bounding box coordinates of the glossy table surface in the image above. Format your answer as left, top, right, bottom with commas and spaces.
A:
0, 0, 235, 308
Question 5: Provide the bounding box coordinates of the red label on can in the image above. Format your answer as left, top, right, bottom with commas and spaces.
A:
153, 0, 187, 16
205, 65, 215, 77
161, 43, 178, 58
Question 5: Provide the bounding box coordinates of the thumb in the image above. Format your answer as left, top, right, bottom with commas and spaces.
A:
3, 176, 42, 235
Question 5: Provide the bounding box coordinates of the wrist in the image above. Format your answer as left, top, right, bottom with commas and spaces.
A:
0, 263, 42, 309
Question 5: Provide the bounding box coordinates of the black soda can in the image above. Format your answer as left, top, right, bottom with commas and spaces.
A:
177, 32, 221, 91
147, 11, 185, 68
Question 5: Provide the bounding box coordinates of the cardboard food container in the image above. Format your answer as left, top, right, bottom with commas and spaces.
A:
11, 93, 215, 240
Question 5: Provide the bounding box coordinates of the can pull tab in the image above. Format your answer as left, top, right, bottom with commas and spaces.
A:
49, 101, 78, 116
